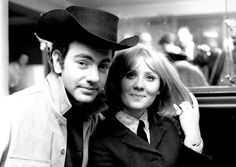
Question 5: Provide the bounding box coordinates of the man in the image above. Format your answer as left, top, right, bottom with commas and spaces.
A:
0, 6, 138, 167
9, 52, 29, 94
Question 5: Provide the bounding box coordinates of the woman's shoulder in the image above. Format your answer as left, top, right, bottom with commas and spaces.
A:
92, 113, 117, 136
154, 113, 182, 134
154, 112, 179, 125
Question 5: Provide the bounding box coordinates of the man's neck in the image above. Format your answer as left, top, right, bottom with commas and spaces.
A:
66, 90, 83, 106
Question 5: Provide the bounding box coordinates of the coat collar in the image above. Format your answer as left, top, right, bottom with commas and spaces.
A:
107, 112, 166, 154
44, 72, 107, 117
45, 72, 71, 116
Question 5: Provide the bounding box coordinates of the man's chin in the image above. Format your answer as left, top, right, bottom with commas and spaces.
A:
74, 96, 96, 104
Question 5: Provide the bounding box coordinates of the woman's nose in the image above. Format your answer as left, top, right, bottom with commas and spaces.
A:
133, 78, 144, 90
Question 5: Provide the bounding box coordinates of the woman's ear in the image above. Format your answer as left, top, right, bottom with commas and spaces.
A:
52, 50, 63, 74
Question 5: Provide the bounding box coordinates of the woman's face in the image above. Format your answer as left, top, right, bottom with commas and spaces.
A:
120, 56, 161, 117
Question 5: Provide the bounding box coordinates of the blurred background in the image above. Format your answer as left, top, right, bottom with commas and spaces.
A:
1, 0, 236, 96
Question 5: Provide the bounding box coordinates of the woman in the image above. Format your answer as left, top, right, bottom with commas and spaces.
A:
88, 43, 204, 167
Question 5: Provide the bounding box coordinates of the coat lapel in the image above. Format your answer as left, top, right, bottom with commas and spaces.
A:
108, 114, 166, 155
149, 113, 166, 148
121, 131, 162, 155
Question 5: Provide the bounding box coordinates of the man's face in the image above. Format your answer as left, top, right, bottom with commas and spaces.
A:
53, 41, 112, 104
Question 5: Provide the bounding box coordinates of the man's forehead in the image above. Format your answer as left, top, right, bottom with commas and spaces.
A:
75, 54, 112, 63
70, 40, 113, 56
87, 43, 113, 57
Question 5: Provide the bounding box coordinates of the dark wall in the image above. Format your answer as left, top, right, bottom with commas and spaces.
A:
194, 87, 236, 167
9, 24, 41, 64
200, 107, 236, 167
9, 2, 42, 65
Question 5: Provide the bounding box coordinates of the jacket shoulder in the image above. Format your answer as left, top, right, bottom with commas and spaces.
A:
0, 84, 46, 117
93, 114, 113, 134
154, 113, 180, 129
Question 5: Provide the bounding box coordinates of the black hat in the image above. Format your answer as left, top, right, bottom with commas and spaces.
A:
35, 6, 139, 50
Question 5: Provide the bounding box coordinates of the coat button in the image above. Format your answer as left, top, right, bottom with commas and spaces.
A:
61, 149, 65, 155
58, 120, 64, 126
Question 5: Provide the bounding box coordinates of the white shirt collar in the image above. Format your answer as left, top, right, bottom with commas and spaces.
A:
116, 110, 150, 143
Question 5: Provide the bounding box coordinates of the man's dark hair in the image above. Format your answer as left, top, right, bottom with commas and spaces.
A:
48, 38, 71, 72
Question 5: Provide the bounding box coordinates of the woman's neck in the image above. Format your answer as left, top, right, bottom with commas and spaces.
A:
122, 108, 147, 119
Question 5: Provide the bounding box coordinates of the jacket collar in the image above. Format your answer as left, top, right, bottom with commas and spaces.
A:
44, 72, 107, 117
115, 111, 149, 135
107, 112, 166, 154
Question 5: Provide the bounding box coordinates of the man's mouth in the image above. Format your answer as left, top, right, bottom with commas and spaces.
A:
79, 87, 99, 94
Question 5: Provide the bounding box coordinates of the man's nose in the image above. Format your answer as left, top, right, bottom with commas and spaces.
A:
87, 66, 100, 83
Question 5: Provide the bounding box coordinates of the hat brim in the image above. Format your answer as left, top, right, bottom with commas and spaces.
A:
35, 9, 139, 51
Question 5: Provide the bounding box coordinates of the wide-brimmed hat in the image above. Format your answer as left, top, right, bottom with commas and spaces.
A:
35, 6, 139, 50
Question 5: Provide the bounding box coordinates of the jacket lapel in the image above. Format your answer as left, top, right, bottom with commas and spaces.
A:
121, 131, 162, 155
149, 113, 166, 148
108, 114, 166, 155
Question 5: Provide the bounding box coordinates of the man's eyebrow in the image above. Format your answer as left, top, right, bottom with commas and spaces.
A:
101, 58, 112, 63
74, 54, 112, 63
74, 54, 93, 61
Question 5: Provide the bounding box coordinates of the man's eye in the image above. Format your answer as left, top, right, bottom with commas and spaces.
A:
99, 64, 110, 71
77, 61, 88, 67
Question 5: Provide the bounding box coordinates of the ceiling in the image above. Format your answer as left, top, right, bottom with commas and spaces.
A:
9, 0, 160, 25
9, 0, 236, 26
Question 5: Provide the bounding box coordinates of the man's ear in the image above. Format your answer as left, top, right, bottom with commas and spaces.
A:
52, 50, 63, 74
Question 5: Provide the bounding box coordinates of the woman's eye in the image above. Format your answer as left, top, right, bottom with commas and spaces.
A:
125, 72, 136, 79
146, 75, 156, 81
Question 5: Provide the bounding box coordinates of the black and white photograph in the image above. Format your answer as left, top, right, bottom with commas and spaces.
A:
0, 0, 236, 166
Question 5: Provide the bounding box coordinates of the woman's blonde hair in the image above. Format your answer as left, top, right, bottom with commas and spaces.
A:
106, 43, 192, 117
